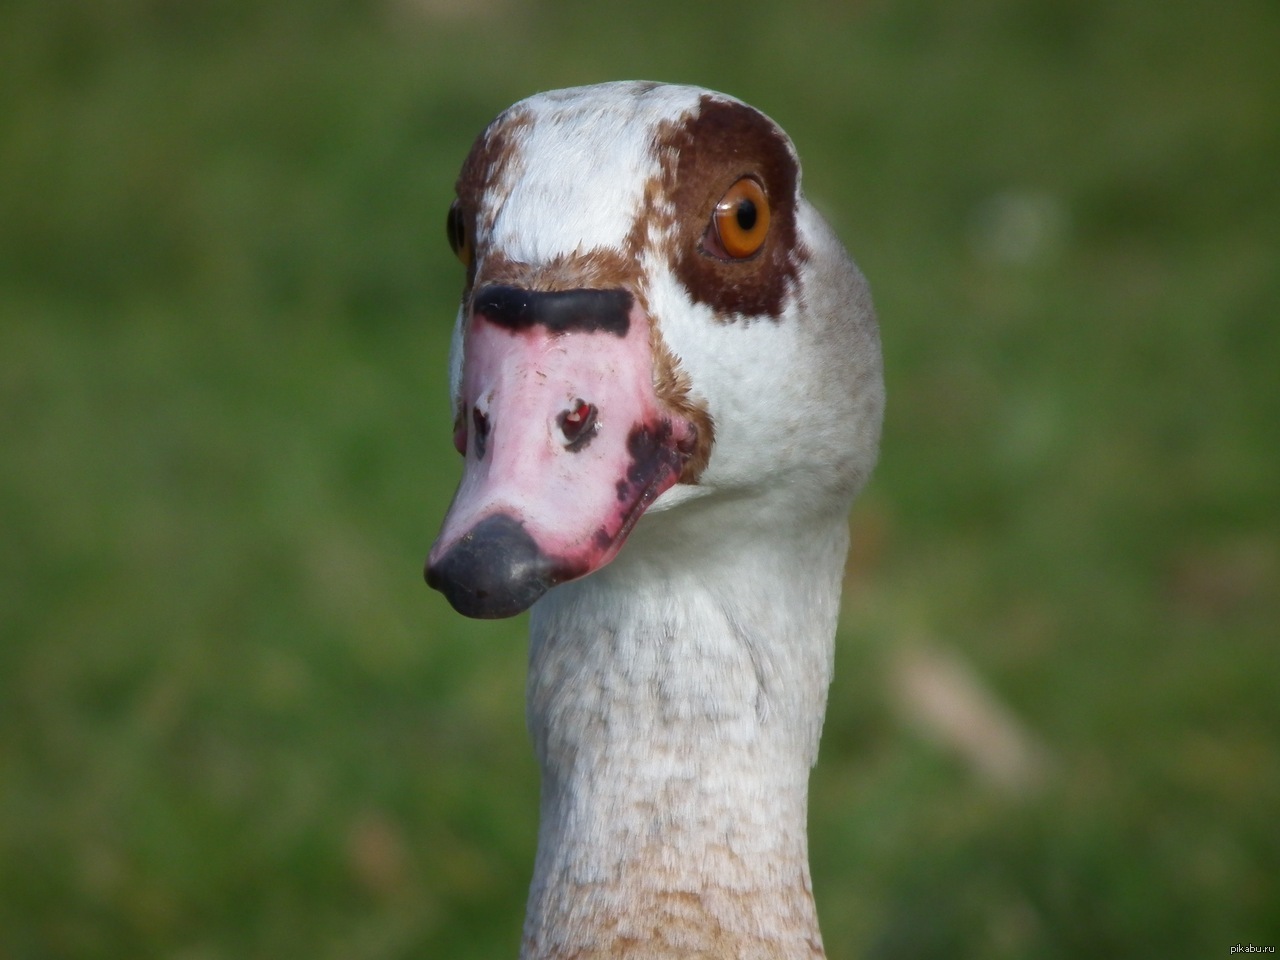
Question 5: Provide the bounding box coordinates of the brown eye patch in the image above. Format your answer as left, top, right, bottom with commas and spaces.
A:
662, 96, 807, 320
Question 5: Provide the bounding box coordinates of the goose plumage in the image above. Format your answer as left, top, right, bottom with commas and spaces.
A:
426, 81, 884, 960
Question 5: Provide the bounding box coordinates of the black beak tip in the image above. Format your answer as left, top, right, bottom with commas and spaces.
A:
425, 514, 557, 619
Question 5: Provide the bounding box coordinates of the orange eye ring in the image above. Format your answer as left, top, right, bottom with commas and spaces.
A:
446, 200, 473, 268
709, 177, 770, 260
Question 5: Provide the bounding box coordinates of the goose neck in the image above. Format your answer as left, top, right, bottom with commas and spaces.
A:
519, 528, 847, 959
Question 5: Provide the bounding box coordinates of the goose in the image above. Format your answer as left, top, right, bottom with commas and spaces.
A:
425, 81, 884, 960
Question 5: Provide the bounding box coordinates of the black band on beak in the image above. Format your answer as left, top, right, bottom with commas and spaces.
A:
473, 285, 633, 337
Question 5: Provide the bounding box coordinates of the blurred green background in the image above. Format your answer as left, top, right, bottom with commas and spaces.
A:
1, 0, 1276, 957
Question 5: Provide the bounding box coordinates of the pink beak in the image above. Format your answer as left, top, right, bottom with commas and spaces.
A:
426, 285, 697, 618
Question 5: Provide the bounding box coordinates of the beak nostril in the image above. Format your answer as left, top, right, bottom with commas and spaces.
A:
558, 400, 598, 452
472, 407, 491, 459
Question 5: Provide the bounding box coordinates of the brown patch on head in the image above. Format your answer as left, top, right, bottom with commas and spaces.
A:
660, 95, 808, 320
622, 168, 676, 266
651, 326, 714, 483
455, 107, 532, 226
451, 107, 534, 289
477, 247, 643, 294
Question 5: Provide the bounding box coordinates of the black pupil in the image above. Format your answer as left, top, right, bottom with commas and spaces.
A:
735, 199, 757, 232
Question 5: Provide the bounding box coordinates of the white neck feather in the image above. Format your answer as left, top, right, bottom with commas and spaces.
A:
520, 514, 848, 959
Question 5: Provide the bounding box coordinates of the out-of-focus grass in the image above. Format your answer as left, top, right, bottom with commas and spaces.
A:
1, 0, 1275, 957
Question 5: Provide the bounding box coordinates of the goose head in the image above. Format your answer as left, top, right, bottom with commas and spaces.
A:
426, 81, 883, 618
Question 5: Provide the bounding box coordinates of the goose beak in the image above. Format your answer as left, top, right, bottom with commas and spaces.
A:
426, 285, 697, 619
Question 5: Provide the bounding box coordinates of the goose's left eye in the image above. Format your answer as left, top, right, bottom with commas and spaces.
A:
706, 177, 770, 260
446, 200, 473, 268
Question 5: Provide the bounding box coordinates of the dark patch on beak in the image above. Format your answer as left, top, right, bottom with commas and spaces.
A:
615, 420, 690, 503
